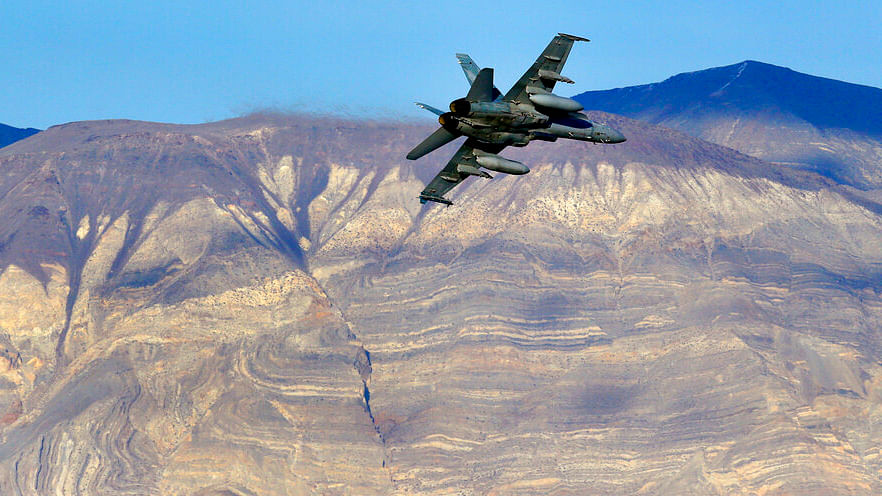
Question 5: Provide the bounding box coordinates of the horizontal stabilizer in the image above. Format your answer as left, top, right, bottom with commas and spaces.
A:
465, 68, 495, 102
415, 102, 445, 116
406, 127, 458, 160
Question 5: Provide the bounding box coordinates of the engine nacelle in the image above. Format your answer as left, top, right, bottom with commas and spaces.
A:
449, 99, 549, 129
474, 153, 530, 175
528, 93, 584, 113
450, 99, 513, 118
528, 131, 558, 142
485, 132, 530, 147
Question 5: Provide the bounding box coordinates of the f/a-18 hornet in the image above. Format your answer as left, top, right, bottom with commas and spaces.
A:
408, 33, 626, 205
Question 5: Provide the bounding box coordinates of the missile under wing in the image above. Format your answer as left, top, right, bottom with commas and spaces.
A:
418, 139, 502, 205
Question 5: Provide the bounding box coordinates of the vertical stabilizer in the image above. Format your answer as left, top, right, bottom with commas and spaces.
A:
465, 68, 495, 102
456, 53, 480, 84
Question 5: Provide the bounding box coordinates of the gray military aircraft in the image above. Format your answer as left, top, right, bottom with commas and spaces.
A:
408, 33, 626, 205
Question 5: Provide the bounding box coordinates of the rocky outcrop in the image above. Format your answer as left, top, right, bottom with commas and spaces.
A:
1, 113, 881, 494
0, 119, 391, 494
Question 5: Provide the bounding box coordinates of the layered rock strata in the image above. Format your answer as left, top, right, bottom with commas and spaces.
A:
0, 114, 881, 494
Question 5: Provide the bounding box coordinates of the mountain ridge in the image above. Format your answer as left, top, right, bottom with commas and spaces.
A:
0, 122, 40, 149
574, 60, 882, 189
576, 60, 882, 134
1, 112, 882, 493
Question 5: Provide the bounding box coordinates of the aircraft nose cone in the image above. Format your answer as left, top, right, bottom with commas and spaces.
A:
609, 129, 626, 143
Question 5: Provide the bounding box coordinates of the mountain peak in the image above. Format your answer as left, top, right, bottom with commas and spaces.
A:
0, 123, 40, 149
575, 61, 882, 189
580, 61, 882, 135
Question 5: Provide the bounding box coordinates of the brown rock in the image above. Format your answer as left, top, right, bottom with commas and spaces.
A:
0, 113, 880, 494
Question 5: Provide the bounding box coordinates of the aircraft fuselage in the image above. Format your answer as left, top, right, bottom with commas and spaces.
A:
438, 102, 625, 147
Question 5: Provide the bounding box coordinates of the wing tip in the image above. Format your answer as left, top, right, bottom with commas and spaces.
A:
558, 33, 590, 42
419, 194, 453, 206
415, 102, 445, 116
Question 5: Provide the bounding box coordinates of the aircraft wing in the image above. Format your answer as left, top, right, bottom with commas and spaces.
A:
502, 33, 588, 104
420, 139, 505, 205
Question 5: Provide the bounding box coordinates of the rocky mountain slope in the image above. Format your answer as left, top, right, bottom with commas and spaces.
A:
0, 123, 40, 149
574, 61, 882, 189
1, 113, 882, 494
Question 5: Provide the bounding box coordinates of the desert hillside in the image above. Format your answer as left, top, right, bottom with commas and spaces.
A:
0, 113, 881, 494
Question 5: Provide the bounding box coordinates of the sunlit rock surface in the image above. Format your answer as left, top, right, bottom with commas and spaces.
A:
0, 113, 881, 494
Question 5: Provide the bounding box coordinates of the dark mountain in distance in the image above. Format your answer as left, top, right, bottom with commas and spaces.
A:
575, 61, 882, 135
0, 123, 40, 149
2, 113, 882, 494
574, 61, 882, 189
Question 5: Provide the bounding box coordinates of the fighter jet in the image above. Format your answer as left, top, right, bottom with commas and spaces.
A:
408, 33, 626, 205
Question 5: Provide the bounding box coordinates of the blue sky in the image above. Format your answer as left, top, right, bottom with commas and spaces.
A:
2, 0, 880, 129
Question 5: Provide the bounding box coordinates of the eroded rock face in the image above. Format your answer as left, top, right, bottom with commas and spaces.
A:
0, 118, 390, 494
1, 114, 881, 494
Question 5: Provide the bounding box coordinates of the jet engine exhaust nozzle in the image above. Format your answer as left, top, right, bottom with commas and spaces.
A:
450, 99, 471, 116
